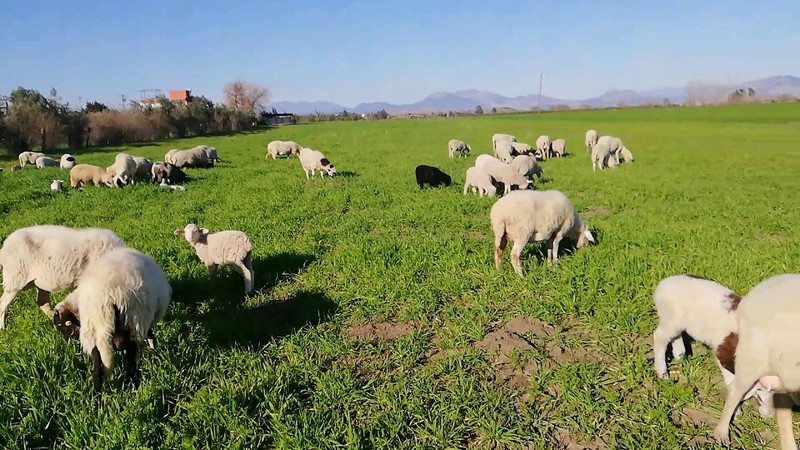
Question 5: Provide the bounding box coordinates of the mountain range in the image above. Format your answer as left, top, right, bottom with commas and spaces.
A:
270, 75, 800, 115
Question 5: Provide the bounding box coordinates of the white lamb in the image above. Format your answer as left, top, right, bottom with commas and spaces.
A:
494, 141, 515, 164
585, 129, 598, 152
448, 139, 471, 158
536, 135, 552, 160
551, 139, 566, 157
510, 142, 534, 156
174, 224, 255, 294
596, 135, 626, 165
463, 166, 497, 197
653, 274, 773, 418
106, 153, 136, 185
52, 247, 171, 393
0, 225, 126, 329
18, 151, 45, 167
491, 190, 594, 276
620, 146, 634, 163
475, 154, 531, 194
713, 274, 800, 448
50, 180, 63, 191
35, 156, 59, 168
510, 155, 543, 180
298, 148, 337, 179
60, 154, 76, 170
491, 133, 516, 153
266, 140, 303, 160
590, 141, 619, 171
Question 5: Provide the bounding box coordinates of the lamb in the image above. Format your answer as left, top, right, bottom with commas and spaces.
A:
463, 166, 497, 197
475, 154, 531, 195
653, 274, 774, 418
551, 139, 566, 157
494, 141, 514, 164
174, 224, 254, 294
131, 156, 154, 182
448, 139, 471, 158
106, 153, 136, 185
585, 129, 598, 152
195, 145, 220, 162
0, 225, 126, 329
510, 142, 534, 156
509, 155, 543, 180
60, 154, 76, 170
70, 164, 116, 188
266, 140, 303, 159
35, 156, 59, 168
590, 141, 620, 171
171, 148, 213, 169
596, 135, 626, 165
536, 135, 552, 160
299, 148, 337, 179
491, 190, 594, 276
620, 146, 634, 163
164, 149, 180, 165
151, 162, 169, 184
52, 247, 171, 393
491, 133, 516, 153
50, 180, 63, 191
18, 151, 45, 167
713, 274, 800, 448
415, 165, 452, 189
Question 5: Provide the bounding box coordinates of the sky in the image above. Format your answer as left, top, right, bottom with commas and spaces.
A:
1, 0, 798, 108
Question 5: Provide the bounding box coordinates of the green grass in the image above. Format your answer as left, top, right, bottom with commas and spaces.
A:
1, 102, 800, 449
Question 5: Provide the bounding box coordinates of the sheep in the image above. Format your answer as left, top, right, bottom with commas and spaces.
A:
620, 146, 634, 163
475, 154, 531, 195
551, 139, 566, 157
131, 156, 154, 183
448, 139, 471, 158
11, 165, 22, 172
491, 190, 594, 276
713, 274, 800, 448
170, 148, 213, 169
416, 165, 452, 189
494, 141, 514, 164
299, 148, 337, 179
35, 156, 59, 168
590, 141, 620, 171
491, 133, 516, 153
174, 224, 254, 294
106, 153, 136, 185
52, 247, 171, 393
50, 180, 63, 191
194, 145, 220, 162
266, 140, 303, 160
70, 164, 115, 188
510, 155, 543, 180
510, 142, 534, 156
653, 274, 774, 418
151, 162, 170, 184
60, 154, 76, 170
596, 135, 628, 165
0, 225, 126, 329
463, 166, 496, 197
164, 149, 180, 165
585, 129, 598, 152
18, 151, 45, 167
536, 135, 552, 160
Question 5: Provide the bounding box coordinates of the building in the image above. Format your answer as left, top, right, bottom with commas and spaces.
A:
135, 89, 192, 108
260, 112, 296, 126
168, 90, 192, 103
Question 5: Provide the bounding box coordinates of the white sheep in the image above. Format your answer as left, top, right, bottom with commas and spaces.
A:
0, 225, 126, 329
536, 135, 552, 160
713, 274, 800, 448
475, 154, 531, 195
164, 149, 180, 165
653, 274, 773, 418
509, 155, 543, 180
35, 156, 59, 168
463, 166, 497, 197
299, 148, 337, 179
509, 142, 534, 156
174, 224, 254, 294
52, 247, 171, 393
620, 146, 634, 163
551, 139, 566, 157
590, 141, 617, 171
131, 156, 153, 183
50, 180, 63, 191
18, 151, 45, 167
494, 141, 515, 164
596, 135, 627, 165
170, 148, 213, 169
60, 154, 76, 170
491, 190, 594, 276
106, 153, 136, 185
266, 140, 303, 160
585, 129, 598, 152
491, 133, 516, 153
448, 139, 471, 158
69, 164, 116, 188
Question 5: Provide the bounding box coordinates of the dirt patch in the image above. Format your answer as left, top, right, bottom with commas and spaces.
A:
582, 205, 612, 219
346, 321, 416, 342
553, 428, 609, 450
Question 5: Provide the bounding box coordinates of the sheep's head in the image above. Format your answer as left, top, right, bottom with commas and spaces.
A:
320, 158, 337, 177
53, 307, 80, 341
174, 223, 209, 244
575, 224, 596, 249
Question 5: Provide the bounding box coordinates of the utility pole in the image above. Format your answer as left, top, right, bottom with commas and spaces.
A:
120, 94, 127, 109
537, 72, 543, 112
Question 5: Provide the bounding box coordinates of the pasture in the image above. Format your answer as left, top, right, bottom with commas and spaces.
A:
1, 103, 799, 449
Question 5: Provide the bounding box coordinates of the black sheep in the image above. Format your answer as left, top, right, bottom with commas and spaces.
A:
415, 165, 452, 189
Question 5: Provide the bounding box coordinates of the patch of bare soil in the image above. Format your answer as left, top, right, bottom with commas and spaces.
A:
582, 205, 612, 219
346, 321, 416, 342
552, 428, 609, 450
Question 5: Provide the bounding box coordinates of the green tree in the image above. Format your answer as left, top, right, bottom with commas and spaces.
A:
475, 105, 484, 115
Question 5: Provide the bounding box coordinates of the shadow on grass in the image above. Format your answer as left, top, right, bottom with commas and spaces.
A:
335, 171, 358, 178
519, 225, 605, 262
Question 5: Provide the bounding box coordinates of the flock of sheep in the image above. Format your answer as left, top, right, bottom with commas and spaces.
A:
2, 126, 800, 449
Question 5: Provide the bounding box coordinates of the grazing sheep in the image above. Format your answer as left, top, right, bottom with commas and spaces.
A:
475, 155, 531, 195
60, 154, 76, 170
70, 164, 115, 188
35, 156, 59, 168
106, 153, 136, 185
510, 155, 543, 180
713, 274, 800, 448
448, 139, 471, 158
510, 142, 534, 156
491, 190, 594, 275
590, 141, 620, 171
18, 151, 45, 167
596, 135, 627, 165
194, 145, 220, 162
131, 156, 154, 183
585, 129, 598, 152
551, 139, 566, 157
494, 141, 515, 164
164, 149, 180, 165
653, 274, 774, 418
171, 147, 213, 169
52, 247, 171, 393
50, 180, 63, 191
174, 224, 254, 294
536, 135, 552, 160
620, 146, 634, 163
11, 165, 22, 172
150, 162, 169, 184
0, 225, 126, 329
463, 166, 497, 197
492, 133, 516, 153
299, 148, 337, 179
415, 165, 451, 189
266, 140, 303, 160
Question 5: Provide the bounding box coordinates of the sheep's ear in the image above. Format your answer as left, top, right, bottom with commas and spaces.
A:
173, 229, 185, 236
200, 228, 210, 234
584, 229, 595, 243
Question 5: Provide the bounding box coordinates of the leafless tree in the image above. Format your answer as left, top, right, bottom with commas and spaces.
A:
223, 80, 270, 113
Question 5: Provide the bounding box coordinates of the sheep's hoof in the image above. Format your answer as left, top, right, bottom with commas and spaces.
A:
713, 425, 730, 445
656, 371, 670, 380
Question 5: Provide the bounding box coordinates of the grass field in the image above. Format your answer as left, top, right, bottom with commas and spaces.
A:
1, 103, 800, 449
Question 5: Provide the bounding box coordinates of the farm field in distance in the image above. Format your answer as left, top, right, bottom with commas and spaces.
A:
1, 102, 800, 449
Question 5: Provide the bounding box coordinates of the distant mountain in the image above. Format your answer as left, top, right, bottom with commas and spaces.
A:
269, 75, 798, 115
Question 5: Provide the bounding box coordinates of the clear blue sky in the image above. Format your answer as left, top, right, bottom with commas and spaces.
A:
1, 0, 798, 107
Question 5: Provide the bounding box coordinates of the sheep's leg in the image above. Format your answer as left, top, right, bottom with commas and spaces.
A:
510, 240, 526, 277
652, 325, 679, 379
91, 346, 104, 394
713, 370, 761, 445
305, 170, 310, 180
207, 264, 218, 279
123, 340, 141, 387
244, 252, 255, 293
774, 394, 799, 450
36, 288, 53, 318
232, 261, 254, 294
494, 233, 508, 271
550, 235, 563, 264
146, 328, 157, 350
0, 290, 21, 329
463, 182, 469, 195
670, 334, 686, 360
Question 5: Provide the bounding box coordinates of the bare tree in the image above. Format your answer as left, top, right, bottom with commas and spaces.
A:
223, 80, 270, 114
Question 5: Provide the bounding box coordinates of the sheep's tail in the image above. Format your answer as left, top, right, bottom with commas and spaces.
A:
80, 302, 116, 374
491, 213, 507, 249
770, 347, 800, 392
